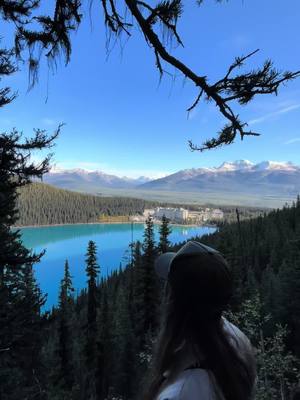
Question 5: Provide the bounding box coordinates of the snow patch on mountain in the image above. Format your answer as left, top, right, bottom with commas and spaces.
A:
254, 161, 297, 171
217, 160, 254, 171
46, 160, 300, 194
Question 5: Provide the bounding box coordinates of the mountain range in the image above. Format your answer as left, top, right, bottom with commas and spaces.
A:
43, 161, 300, 207
139, 161, 300, 194
44, 168, 151, 190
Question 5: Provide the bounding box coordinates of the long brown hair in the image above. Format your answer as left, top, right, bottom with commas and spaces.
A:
143, 253, 256, 400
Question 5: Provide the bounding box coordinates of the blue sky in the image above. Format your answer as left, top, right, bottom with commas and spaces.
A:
2, 0, 300, 178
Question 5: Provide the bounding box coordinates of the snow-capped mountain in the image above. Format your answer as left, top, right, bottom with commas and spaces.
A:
253, 161, 298, 172
138, 160, 300, 197
44, 168, 150, 190
217, 160, 254, 171
44, 161, 300, 202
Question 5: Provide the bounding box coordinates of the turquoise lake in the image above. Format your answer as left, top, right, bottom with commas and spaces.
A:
19, 223, 216, 309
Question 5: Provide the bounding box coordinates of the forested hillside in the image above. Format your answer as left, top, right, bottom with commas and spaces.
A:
16, 183, 159, 226
37, 199, 300, 400
16, 182, 266, 226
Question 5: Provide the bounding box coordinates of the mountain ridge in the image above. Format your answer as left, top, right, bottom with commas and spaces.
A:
48, 160, 300, 180
138, 160, 300, 194
43, 160, 300, 207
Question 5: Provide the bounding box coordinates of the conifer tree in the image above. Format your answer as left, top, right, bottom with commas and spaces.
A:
111, 285, 135, 398
97, 285, 112, 400
7, 264, 47, 400
132, 241, 144, 339
86, 241, 99, 333
58, 259, 74, 390
59, 260, 74, 308
84, 240, 100, 399
142, 216, 158, 334
158, 214, 172, 254
277, 245, 300, 356
0, 127, 58, 399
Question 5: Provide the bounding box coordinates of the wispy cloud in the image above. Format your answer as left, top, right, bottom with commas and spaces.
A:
249, 104, 300, 125
285, 137, 300, 145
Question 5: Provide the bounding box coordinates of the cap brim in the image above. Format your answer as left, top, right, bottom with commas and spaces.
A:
154, 252, 176, 280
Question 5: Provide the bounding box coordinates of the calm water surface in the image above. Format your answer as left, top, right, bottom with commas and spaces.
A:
19, 223, 216, 309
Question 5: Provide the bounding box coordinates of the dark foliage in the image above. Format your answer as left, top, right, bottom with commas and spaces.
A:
158, 214, 172, 253
84, 240, 100, 399
57, 260, 74, 390
0, 128, 57, 399
38, 199, 300, 399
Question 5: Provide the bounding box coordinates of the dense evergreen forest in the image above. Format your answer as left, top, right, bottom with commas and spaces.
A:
3, 135, 297, 400
13, 199, 300, 400
16, 183, 159, 226
16, 182, 266, 226
1, 131, 300, 399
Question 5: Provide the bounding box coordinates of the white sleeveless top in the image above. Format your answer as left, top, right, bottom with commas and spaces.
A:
156, 319, 255, 400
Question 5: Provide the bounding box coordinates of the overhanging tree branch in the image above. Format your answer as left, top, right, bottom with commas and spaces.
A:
123, 0, 300, 150
2, 0, 300, 151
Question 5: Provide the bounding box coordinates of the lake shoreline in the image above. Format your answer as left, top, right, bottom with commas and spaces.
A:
15, 221, 216, 229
